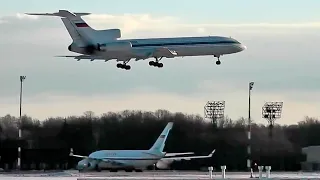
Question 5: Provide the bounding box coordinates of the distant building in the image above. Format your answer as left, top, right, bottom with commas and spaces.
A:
301, 146, 320, 171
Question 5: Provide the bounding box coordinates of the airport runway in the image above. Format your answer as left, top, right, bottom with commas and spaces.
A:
0, 170, 320, 179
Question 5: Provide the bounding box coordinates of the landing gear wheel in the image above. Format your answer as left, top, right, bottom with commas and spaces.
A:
149, 61, 155, 66
117, 63, 131, 70
124, 65, 131, 70
214, 55, 221, 65
149, 57, 164, 68
149, 61, 163, 68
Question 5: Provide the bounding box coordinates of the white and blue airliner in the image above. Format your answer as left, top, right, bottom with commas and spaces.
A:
68, 122, 215, 172
26, 10, 246, 70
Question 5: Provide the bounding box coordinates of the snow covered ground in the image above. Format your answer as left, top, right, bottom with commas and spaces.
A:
0, 170, 319, 179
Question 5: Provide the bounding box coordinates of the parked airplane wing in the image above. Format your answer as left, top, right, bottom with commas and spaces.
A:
162, 149, 215, 161
165, 152, 195, 157
69, 148, 88, 159
71, 154, 88, 158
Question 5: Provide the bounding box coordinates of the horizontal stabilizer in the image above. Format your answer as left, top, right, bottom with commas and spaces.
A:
26, 10, 91, 19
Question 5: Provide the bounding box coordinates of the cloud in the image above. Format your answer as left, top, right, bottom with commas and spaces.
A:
0, 12, 320, 124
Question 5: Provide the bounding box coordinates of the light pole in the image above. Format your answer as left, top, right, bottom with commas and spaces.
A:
18, 75, 26, 170
247, 82, 254, 175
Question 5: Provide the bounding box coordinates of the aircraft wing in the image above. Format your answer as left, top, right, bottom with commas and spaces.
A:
132, 47, 178, 61
69, 148, 89, 159
165, 152, 195, 157
70, 154, 88, 158
162, 150, 215, 161
55, 55, 111, 61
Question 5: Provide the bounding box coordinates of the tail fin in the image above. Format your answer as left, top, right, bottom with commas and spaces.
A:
149, 122, 174, 153
61, 18, 87, 47
26, 10, 121, 46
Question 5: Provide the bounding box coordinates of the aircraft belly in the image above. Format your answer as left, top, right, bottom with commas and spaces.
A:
133, 159, 158, 168
173, 44, 239, 56
99, 159, 158, 169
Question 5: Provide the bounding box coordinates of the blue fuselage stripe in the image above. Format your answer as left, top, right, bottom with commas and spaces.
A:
131, 41, 239, 48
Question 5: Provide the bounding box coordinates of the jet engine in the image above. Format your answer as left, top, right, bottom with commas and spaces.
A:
68, 41, 132, 55
98, 41, 132, 51
67, 43, 94, 54
77, 159, 97, 170
156, 160, 172, 169
86, 161, 97, 168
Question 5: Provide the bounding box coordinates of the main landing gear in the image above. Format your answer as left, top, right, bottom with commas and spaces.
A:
215, 55, 221, 65
149, 57, 164, 68
116, 61, 131, 70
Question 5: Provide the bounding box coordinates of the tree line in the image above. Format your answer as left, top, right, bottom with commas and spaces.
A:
0, 109, 319, 171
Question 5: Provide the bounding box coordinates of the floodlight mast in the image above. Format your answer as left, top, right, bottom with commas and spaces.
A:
18, 75, 26, 170
247, 82, 254, 174
262, 102, 283, 138
204, 101, 225, 127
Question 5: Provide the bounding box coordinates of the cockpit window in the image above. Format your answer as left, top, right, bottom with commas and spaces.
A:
229, 38, 240, 44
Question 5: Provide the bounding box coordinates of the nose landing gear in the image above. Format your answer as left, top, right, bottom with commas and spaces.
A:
214, 55, 221, 65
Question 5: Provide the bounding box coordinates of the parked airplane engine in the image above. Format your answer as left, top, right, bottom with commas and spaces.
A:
77, 158, 97, 170
98, 41, 132, 51
86, 161, 97, 169
156, 160, 172, 169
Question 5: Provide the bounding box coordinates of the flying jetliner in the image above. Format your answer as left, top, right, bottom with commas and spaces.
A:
26, 10, 246, 70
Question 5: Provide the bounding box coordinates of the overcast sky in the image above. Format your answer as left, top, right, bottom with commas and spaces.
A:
1, 0, 320, 124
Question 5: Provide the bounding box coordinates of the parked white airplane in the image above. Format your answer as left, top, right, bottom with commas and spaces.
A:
68, 122, 215, 172
26, 10, 246, 70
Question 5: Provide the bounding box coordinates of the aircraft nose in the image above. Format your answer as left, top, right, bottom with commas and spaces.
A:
239, 44, 247, 51
233, 44, 246, 53
76, 163, 85, 170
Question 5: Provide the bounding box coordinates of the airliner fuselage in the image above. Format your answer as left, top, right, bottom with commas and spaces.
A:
69, 36, 246, 69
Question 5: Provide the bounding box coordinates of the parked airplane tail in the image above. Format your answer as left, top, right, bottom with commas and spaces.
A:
149, 122, 173, 153
25, 10, 121, 46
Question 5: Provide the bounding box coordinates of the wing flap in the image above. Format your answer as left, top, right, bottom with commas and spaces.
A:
154, 47, 177, 58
